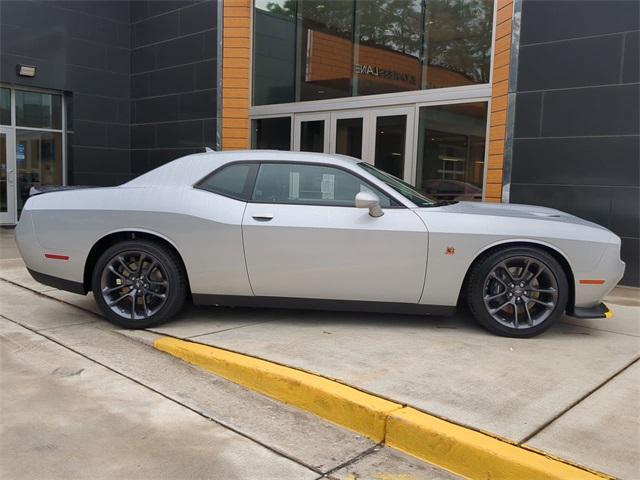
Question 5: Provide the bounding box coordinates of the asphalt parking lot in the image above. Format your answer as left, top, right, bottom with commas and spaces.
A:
1, 227, 638, 479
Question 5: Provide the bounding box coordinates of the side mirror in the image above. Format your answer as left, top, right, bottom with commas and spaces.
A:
355, 191, 384, 218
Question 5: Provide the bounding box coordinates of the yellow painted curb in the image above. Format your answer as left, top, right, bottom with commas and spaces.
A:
154, 337, 611, 480
153, 337, 401, 442
386, 407, 611, 480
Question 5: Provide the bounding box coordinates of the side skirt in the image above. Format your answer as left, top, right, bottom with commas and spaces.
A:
192, 294, 456, 316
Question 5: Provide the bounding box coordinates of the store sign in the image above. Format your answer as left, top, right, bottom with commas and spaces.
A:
354, 64, 416, 85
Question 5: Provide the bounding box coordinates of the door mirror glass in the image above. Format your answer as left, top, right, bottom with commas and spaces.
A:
355, 191, 383, 217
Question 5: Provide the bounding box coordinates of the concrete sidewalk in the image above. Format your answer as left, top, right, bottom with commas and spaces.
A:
0, 281, 459, 480
1, 228, 638, 478
145, 293, 639, 479
0, 319, 317, 480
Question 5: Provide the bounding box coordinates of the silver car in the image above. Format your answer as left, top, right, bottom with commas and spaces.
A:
15, 150, 625, 337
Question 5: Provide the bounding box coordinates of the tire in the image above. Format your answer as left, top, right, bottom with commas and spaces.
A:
466, 246, 568, 338
92, 240, 187, 329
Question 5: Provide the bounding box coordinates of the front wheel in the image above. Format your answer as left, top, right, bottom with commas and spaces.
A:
92, 240, 187, 329
466, 247, 568, 337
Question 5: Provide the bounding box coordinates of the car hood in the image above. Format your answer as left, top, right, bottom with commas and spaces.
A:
418, 201, 607, 230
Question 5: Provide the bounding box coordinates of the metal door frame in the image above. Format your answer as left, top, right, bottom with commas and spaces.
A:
0, 125, 16, 224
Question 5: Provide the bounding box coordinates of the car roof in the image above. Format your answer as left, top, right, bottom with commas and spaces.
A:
124, 150, 361, 187
202, 150, 362, 168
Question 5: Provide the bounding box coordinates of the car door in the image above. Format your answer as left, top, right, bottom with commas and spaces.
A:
242, 161, 428, 303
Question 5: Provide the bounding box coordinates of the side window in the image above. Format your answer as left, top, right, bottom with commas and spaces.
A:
251, 163, 393, 207
196, 163, 257, 200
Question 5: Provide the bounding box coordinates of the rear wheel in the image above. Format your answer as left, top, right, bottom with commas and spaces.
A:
92, 240, 186, 328
466, 246, 568, 337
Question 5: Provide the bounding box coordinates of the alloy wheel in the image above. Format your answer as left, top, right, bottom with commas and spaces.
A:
482, 255, 559, 329
100, 250, 170, 321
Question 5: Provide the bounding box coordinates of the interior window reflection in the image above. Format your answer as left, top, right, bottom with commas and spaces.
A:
16, 130, 63, 214
416, 102, 487, 201
252, 117, 292, 150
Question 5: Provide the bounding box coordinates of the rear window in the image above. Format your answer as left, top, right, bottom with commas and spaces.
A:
196, 163, 257, 200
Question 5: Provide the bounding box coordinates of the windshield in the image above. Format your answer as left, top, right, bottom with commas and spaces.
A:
358, 163, 435, 207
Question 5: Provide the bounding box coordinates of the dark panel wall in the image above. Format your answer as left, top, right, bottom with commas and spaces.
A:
0, 0, 218, 184
511, 0, 640, 286
0, 0, 131, 185
130, 0, 217, 175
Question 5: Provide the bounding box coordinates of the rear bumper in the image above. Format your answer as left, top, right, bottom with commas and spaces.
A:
27, 268, 86, 295
568, 302, 612, 319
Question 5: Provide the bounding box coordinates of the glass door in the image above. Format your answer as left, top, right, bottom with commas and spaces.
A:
293, 113, 330, 153
329, 111, 365, 160
0, 126, 16, 224
291, 106, 415, 183
366, 107, 415, 183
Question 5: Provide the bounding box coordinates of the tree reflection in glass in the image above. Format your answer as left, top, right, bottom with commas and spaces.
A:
253, 0, 495, 103
423, 0, 494, 88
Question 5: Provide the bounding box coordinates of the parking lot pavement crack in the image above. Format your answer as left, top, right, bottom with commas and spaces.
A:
316, 444, 382, 479
0, 313, 324, 476
559, 320, 640, 338
0, 278, 103, 318
35, 320, 100, 332
146, 319, 277, 339
519, 355, 640, 444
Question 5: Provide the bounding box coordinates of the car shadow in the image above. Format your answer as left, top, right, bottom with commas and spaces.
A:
156, 300, 604, 341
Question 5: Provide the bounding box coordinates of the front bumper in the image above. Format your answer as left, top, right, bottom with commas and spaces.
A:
569, 302, 612, 319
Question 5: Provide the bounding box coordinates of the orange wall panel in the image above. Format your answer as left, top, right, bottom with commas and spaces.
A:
487, 1, 515, 202
221, 0, 250, 150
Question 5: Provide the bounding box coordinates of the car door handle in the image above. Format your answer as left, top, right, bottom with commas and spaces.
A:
252, 214, 274, 222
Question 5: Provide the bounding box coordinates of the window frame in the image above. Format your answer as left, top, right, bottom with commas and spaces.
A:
194, 161, 260, 201
194, 159, 407, 208
248, 160, 405, 208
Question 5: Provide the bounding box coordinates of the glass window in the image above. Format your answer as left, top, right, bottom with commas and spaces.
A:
253, 1, 297, 105
197, 163, 257, 200
354, 0, 423, 96
252, 0, 495, 106
16, 91, 62, 129
297, 0, 354, 101
16, 130, 63, 214
300, 120, 325, 152
423, 0, 494, 89
0, 88, 10, 125
335, 117, 363, 159
415, 102, 487, 201
374, 115, 407, 179
359, 162, 434, 207
252, 117, 292, 150
252, 162, 393, 207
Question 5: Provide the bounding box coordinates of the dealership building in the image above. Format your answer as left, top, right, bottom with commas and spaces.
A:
0, 0, 638, 285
